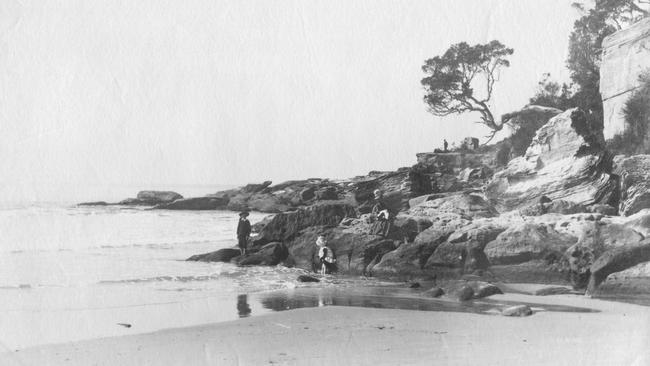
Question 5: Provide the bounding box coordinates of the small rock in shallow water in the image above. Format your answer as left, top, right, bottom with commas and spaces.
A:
450, 285, 474, 301
474, 284, 503, 299
422, 287, 444, 298
533, 286, 573, 296
502, 305, 533, 317
297, 275, 320, 283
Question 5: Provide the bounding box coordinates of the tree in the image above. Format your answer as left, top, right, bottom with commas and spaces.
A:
573, 1, 649, 30
567, 1, 649, 130
421, 40, 514, 140
529, 73, 573, 111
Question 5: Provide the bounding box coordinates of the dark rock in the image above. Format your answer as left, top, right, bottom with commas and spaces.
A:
186, 248, 241, 262
284, 226, 395, 275
533, 286, 574, 296
300, 187, 316, 202
78, 201, 108, 206
253, 202, 357, 245
154, 197, 228, 210
242, 181, 272, 193
474, 283, 503, 298
449, 285, 474, 301
614, 155, 650, 216
392, 216, 433, 243
372, 219, 463, 278
502, 305, 533, 317
297, 275, 320, 283
238, 242, 289, 266
485, 223, 575, 265
251, 215, 275, 233
315, 187, 338, 200
422, 287, 444, 298
425, 220, 505, 274
406, 193, 498, 219
136, 191, 183, 204
586, 239, 650, 295
408, 282, 421, 288
586, 204, 618, 216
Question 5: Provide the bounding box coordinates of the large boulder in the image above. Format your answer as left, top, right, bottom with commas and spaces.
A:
586, 239, 650, 295
564, 219, 644, 289
614, 155, 650, 216
283, 226, 394, 275
371, 216, 467, 279
187, 248, 241, 262
486, 109, 619, 212
406, 193, 497, 219
136, 191, 183, 204
253, 202, 357, 246
238, 242, 289, 266
154, 197, 227, 210
485, 223, 576, 265
118, 190, 183, 206
424, 219, 506, 275
241, 181, 272, 193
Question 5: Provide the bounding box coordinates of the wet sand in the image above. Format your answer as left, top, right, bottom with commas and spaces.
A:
2, 289, 649, 366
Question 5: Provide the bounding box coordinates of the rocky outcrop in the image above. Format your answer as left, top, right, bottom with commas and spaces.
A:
600, 17, 650, 140
405, 192, 497, 219
501, 305, 533, 317
187, 248, 241, 262
77, 201, 108, 206
486, 109, 619, 212
253, 202, 357, 246
282, 226, 395, 275
586, 239, 650, 295
119, 191, 183, 206
615, 155, 650, 216
485, 223, 575, 265
154, 197, 228, 210
238, 242, 289, 266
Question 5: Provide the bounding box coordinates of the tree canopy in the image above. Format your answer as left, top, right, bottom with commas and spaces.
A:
421, 40, 514, 138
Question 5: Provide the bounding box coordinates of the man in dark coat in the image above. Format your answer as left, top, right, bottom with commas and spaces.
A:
236, 211, 251, 255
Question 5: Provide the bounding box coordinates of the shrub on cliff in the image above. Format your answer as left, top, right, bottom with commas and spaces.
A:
608, 71, 650, 154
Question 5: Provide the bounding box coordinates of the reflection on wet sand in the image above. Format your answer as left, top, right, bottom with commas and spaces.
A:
257, 287, 599, 316
237, 294, 252, 318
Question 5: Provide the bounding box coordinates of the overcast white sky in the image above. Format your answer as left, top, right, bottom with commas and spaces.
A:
0, 0, 579, 202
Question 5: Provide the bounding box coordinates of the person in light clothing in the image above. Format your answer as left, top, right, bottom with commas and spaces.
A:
316, 235, 336, 275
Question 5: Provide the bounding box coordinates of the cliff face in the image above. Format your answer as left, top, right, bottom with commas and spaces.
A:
600, 17, 650, 140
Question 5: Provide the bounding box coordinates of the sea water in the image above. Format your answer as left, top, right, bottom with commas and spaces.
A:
0, 202, 304, 350
0, 200, 600, 351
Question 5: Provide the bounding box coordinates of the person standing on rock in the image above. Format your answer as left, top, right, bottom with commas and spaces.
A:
370, 189, 391, 237
443, 139, 448, 152
316, 235, 336, 275
236, 211, 251, 256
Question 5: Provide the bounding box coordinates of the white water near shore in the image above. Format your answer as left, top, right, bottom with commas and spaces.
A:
0, 203, 297, 350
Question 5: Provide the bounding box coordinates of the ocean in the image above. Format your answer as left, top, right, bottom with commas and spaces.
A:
0, 196, 615, 351
0, 199, 316, 350
0, 198, 404, 351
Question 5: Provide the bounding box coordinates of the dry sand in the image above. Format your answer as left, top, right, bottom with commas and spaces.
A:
2, 292, 649, 366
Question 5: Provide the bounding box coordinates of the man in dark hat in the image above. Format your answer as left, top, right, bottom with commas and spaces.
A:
236, 212, 251, 255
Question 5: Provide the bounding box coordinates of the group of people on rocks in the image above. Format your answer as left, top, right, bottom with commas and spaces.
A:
234, 188, 394, 275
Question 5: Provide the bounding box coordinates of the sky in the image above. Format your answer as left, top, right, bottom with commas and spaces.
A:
0, 0, 580, 202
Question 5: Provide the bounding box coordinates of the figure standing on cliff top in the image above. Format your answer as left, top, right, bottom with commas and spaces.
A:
370, 189, 392, 237
236, 211, 251, 256
444, 139, 448, 152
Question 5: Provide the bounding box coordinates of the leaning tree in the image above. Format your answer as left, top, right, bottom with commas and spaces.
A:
421, 40, 514, 141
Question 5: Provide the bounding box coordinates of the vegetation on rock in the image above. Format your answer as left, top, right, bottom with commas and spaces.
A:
421, 40, 514, 140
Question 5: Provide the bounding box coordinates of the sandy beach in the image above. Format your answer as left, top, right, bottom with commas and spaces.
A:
2, 290, 649, 366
